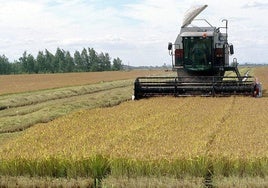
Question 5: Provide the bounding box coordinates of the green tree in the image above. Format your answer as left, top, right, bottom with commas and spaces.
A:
65, 51, 75, 72
112, 57, 123, 71
74, 50, 83, 72
36, 51, 46, 73
98, 52, 111, 71
0, 47, 122, 74
10, 61, 22, 74
88, 48, 100, 72
0, 55, 11, 74
19, 51, 36, 73
44, 49, 54, 73
81, 48, 90, 71
54, 48, 66, 72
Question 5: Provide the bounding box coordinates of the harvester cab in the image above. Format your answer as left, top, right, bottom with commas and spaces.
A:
134, 5, 262, 99
170, 5, 235, 76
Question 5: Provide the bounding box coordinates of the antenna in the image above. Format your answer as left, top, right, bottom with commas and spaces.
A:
222, 19, 228, 36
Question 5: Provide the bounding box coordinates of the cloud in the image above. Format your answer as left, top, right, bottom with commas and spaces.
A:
0, 0, 267, 65
242, 1, 268, 9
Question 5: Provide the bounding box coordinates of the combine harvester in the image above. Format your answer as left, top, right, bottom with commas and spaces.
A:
134, 5, 262, 99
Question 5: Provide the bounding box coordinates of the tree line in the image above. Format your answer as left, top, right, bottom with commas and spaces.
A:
0, 47, 123, 75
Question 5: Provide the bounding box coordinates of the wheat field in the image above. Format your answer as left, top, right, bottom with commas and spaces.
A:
0, 96, 267, 177
0, 66, 267, 187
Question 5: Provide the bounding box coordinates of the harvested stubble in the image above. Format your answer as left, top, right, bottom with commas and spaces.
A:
0, 70, 165, 95
0, 96, 267, 179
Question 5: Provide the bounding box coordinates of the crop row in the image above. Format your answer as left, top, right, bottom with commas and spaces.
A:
0, 156, 266, 178
0, 98, 228, 160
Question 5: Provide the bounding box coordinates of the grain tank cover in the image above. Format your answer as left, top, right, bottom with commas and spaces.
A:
182, 5, 208, 28
180, 31, 214, 37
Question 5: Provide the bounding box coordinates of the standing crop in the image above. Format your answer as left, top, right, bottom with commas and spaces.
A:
0, 96, 267, 179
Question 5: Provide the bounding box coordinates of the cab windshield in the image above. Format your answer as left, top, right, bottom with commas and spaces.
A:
183, 37, 212, 70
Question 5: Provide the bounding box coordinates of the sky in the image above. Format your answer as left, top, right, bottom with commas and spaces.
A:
0, 0, 267, 66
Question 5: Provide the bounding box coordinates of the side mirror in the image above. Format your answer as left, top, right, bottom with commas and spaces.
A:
168, 42, 172, 50
230, 45, 234, 55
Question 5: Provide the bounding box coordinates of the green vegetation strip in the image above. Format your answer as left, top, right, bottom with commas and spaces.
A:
0, 156, 267, 186
0, 79, 133, 109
